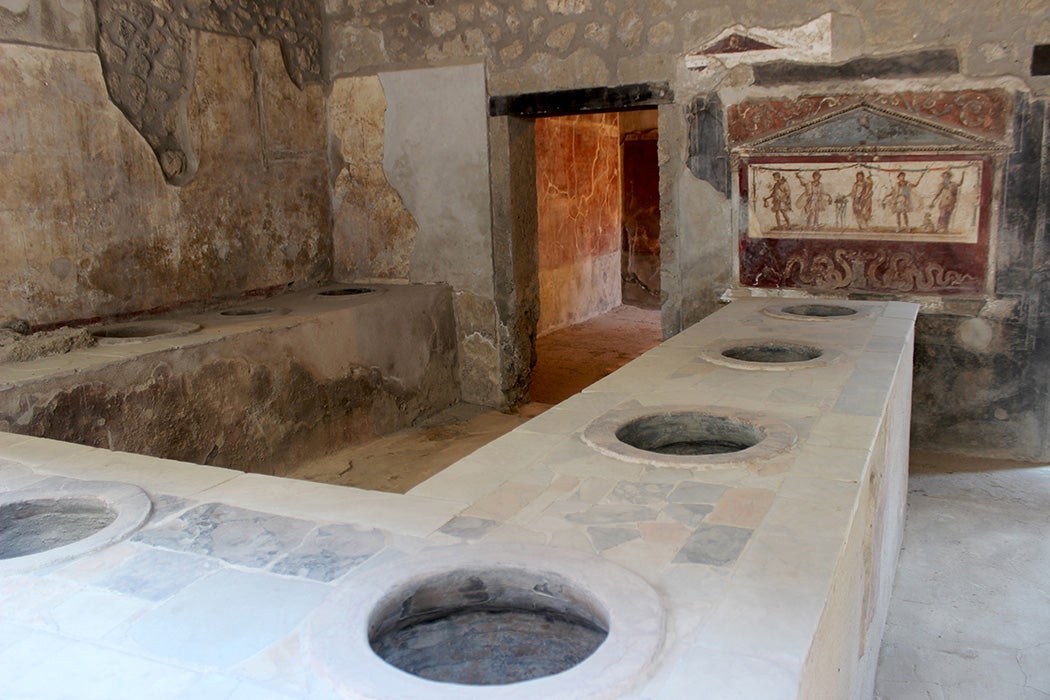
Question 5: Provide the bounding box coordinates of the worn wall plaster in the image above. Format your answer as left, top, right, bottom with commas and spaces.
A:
94, 0, 323, 184
0, 33, 330, 327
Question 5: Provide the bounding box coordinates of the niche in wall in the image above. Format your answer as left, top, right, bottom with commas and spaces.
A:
730, 90, 1010, 294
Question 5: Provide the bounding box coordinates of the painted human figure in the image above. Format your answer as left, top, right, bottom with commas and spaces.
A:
930, 171, 964, 233
850, 170, 874, 230
795, 171, 831, 229
762, 172, 792, 228
883, 170, 924, 231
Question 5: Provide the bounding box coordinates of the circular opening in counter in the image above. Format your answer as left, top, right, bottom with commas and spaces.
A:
218, 306, 281, 317
317, 287, 374, 297
308, 544, 664, 699
369, 568, 608, 685
782, 303, 857, 318
0, 481, 152, 575
582, 405, 797, 468
762, 302, 867, 322
0, 498, 117, 559
89, 320, 200, 343
721, 342, 823, 364
614, 412, 763, 456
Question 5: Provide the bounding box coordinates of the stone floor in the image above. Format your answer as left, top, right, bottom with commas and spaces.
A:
874, 451, 1050, 700
531, 302, 662, 404
288, 303, 662, 492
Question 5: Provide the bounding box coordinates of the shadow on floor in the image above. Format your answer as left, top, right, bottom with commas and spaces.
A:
287, 304, 662, 493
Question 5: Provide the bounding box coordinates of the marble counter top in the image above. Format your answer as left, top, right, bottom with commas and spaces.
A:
0, 298, 918, 699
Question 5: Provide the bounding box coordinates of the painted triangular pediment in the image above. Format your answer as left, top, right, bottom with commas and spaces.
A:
685, 13, 834, 70
700, 33, 779, 55
739, 104, 1004, 153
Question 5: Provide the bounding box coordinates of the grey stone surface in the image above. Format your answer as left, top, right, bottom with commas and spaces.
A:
149, 495, 196, 522
0, 285, 460, 476
134, 503, 313, 568
605, 481, 674, 505
663, 502, 714, 528
565, 504, 660, 524
438, 515, 500, 541
94, 548, 221, 602
686, 94, 729, 196
586, 525, 640, 551
668, 481, 727, 505
270, 523, 385, 582
673, 523, 752, 566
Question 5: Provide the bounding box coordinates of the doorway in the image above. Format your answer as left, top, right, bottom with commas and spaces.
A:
529, 107, 663, 404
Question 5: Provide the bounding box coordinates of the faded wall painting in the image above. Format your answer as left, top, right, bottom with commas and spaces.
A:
750, 160, 983, 243
730, 92, 1008, 295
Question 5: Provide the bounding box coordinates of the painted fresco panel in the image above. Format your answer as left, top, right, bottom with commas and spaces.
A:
730, 92, 1005, 296
738, 155, 994, 295
749, 159, 983, 243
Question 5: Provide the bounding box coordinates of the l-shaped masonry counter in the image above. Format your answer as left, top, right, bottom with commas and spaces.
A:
0, 297, 917, 699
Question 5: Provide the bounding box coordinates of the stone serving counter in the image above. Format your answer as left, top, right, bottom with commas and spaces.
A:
0, 283, 460, 475
0, 297, 917, 699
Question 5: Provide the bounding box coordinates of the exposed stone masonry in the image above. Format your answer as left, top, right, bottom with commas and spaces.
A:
95, 0, 322, 183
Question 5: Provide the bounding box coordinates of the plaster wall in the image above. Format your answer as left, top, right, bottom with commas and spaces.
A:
535, 113, 622, 335
381, 63, 503, 406
0, 15, 331, 327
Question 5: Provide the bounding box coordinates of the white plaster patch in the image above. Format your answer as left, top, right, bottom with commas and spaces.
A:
685, 13, 835, 71
956, 317, 994, 351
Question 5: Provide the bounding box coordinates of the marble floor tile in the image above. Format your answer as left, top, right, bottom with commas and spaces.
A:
462, 481, 546, 520
93, 548, 223, 601
673, 523, 751, 566
604, 480, 674, 505
128, 568, 329, 668
667, 481, 728, 504
46, 586, 151, 639
270, 523, 386, 582
586, 525, 640, 551
436, 515, 499, 541
662, 502, 714, 528
705, 487, 776, 529
135, 503, 314, 569
564, 504, 660, 525
4, 636, 199, 700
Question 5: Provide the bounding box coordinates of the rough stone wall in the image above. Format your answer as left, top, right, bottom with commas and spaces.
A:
0, 23, 330, 327
535, 113, 622, 334
325, 1, 1050, 92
